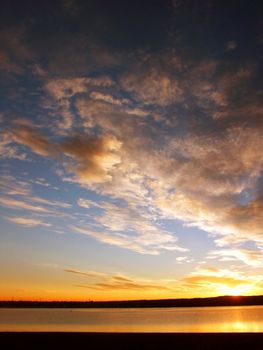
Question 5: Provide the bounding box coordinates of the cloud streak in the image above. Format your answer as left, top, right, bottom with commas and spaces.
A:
65, 267, 171, 292
0, 196, 52, 213
6, 216, 51, 227
64, 268, 106, 279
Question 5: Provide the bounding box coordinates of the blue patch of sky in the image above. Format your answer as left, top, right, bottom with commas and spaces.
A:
160, 218, 215, 259
236, 189, 254, 206
238, 240, 262, 251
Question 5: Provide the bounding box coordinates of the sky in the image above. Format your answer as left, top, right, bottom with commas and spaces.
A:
0, 0, 262, 301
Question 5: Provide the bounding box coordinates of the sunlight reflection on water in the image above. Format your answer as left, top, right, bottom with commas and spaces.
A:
1, 306, 263, 332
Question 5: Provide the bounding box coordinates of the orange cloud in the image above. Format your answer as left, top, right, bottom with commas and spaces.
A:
120, 68, 183, 106
89, 91, 129, 106
7, 126, 55, 157
65, 267, 172, 292
184, 275, 249, 289
45, 78, 88, 100
45, 76, 114, 100
83, 281, 170, 291
3, 125, 122, 185
60, 133, 122, 184
182, 266, 261, 296
64, 268, 106, 279
44, 75, 114, 133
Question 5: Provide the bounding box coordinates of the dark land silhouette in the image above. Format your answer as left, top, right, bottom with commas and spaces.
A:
1, 295, 263, 308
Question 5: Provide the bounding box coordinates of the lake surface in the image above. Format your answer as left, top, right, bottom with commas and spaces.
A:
1, 306, 263, 332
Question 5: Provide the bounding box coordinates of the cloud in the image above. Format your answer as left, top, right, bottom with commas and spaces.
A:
65, 267, 171, 292
64, 268, 106, 278
77, 198, 101, 208
6, 216, 51, 227
76, 99, 114, 128
44, 75, 114, 133
75, 95, 150, 149
182, 266, 261, 295
72, 224, 186, 255
80, 281, 170, 291
71, 198, 187, 255
0, 172, 73, 229
5, 126, 55, 157
3, 125, 122, 185
89, 91, 129, 106
175, 256, 193, 264
45, 78, 88, 100
208, 248, 263, 267
123, 108, 149, 118
45, 76, 114, 100
0, 196, 52, 213
0, 133, 27, 160
53, 101, 75, 135
120, 67, 183, 106
0, 175, 31, 196
26, 195, 71, 209
151, 121, 263, 245
31, 177, 58, 190
113, 275, 134, 283
60, 133, 122, 184
184, 274, 250, 290
2, 45, 262, 258
7, 69, 262, 251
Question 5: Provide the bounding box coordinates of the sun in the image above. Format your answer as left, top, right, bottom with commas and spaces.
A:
217, 284, 253, 296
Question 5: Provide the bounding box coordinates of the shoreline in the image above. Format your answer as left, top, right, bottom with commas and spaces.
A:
1, 295, 263, 309
1, 332, 263, 350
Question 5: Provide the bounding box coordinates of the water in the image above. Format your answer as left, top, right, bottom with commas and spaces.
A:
1, 306, 263, 332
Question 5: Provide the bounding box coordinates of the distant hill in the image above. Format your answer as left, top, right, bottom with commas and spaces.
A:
1, 295, 263, 308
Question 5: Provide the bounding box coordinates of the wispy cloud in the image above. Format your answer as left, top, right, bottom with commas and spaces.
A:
0, 172, 71, 219
26, 196, 71, 209
6, 216, 51, 227
89, 91, 129, 106
0, 134, 27, 160
5, 125, 55, 157
72, 216, 186, 255
77, 198, 101, 208
78, 281, 171, 291
45, 78, 88, 100
0, 175, 31, 196
0, 196, 52, 213
208, 248, 263, 267
64, 268, 107, 279
65, 267, 171, 292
